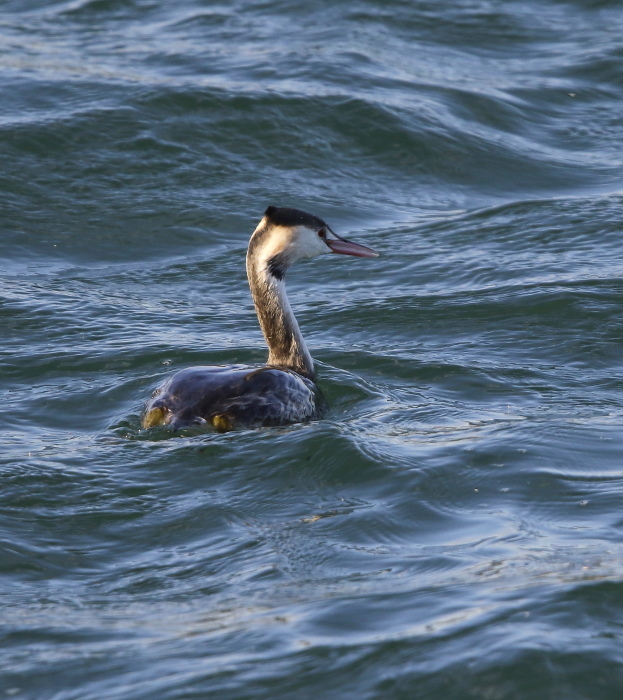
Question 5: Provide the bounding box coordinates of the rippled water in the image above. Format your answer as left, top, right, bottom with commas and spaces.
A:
2, 1, 623, 698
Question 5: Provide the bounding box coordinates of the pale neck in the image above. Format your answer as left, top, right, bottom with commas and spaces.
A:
246, 251, 314, 379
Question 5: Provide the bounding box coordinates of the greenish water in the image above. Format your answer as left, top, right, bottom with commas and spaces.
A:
2, 1, 623, 698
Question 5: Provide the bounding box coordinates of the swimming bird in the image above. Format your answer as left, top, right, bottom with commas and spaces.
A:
142, 206, 378, 432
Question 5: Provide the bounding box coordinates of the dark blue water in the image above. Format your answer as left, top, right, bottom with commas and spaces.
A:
2, 1, 623, 698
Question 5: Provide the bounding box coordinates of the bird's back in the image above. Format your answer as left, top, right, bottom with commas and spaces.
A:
142, 365, 319, 431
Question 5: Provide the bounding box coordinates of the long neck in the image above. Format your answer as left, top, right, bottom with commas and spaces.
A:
246, 248, 314, 379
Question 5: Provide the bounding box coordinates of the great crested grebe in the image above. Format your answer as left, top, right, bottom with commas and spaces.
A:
142, 206, 378, 432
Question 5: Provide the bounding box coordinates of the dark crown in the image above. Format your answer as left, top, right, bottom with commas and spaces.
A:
264, 206, 327, 231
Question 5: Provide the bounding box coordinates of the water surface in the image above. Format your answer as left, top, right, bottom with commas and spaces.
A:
2, 1, 623, 698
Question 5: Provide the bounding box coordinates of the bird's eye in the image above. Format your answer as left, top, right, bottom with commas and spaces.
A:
318, 228, 326, 238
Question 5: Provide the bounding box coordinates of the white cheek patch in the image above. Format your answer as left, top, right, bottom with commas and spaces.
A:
258, 225, 330, 265
294, 227, 332, 258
